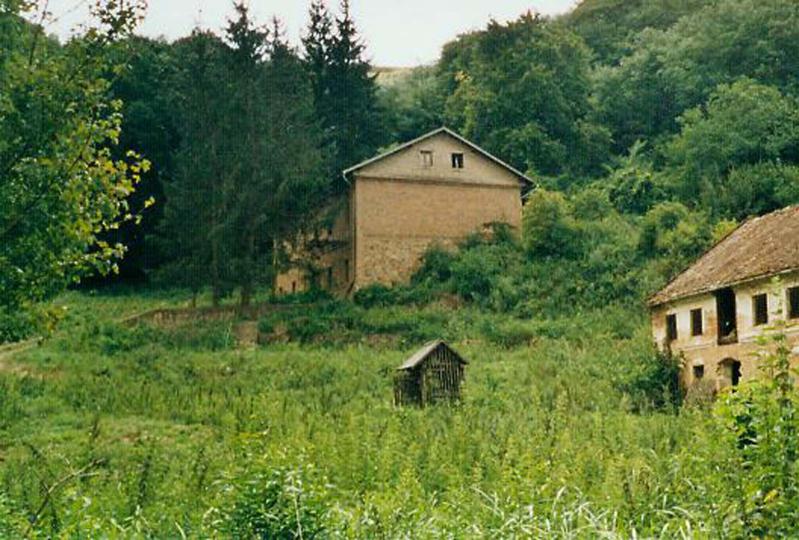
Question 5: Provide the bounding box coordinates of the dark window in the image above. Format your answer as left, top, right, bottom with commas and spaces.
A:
753, 293, 768, 326
666, 314, 678, 341
715, 288, 738, 344
327, 267, 334, 289
451, 153, 464, 169
691, 308, 703, 336
421, 150, 433, 167
291, 281, 297, 293
693, 365, 705, 380
344, 259, 350, 281
789, 287, 799, 319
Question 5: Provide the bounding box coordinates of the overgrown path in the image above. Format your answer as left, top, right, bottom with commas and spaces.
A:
0, 338, 39, 375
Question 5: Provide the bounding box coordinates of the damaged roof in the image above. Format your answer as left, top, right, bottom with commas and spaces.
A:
649, 205, 799, 307
397, 340, 468, 371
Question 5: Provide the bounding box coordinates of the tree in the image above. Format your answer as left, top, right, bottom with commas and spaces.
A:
594, 0, 799, 152
159, 5, 325, 307
607, 141, 665, 215
102, 36, 180, 282
439, 12, 611, 178
304, 0, 384, 192
156, 30, 232, 306
0, 0, 147, 339
663, 79, 799, 217
522, 189, 582, 258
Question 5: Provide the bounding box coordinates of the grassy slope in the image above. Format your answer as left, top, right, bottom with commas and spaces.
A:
0, 289, 719, 537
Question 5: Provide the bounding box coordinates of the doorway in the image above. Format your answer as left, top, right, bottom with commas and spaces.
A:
719, 358, 742, 388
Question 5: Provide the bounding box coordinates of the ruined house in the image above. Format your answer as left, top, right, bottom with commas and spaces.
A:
649, 205, 799, 390
275, 127, 534, 295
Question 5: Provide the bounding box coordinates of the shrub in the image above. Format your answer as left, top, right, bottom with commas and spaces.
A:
224, 458, 331, 538
522, 189, 582, 258
412, 245, 456, 285
619, 349, 682, 411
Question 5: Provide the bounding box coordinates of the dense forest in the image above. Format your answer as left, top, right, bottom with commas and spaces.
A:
4, 0, 799, 335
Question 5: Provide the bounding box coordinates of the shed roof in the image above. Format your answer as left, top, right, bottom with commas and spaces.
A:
397, 340, 468, 371
343, 127, 535, 187
649, 205, 799, 306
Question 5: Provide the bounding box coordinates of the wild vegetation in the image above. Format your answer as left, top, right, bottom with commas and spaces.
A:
4, 0, 799, 536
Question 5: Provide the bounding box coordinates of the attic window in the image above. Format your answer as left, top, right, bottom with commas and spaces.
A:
753, 293, 768, 326
789, 287, 799, 319
666, 314, 678, 342
691, 308, 703, 336
421, 150, 434, 167
451, 153, 464, 169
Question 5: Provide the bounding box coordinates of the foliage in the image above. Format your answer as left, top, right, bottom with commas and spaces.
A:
663, 78, 799, 217
223, 450, 330, 538
0, 0, 148, 337
594, 0, 799, 152
157, 6, 326, 307
712, 323, 799, 536
303, 0, 385, 193
440, 12, 611, 177
522, 190, 581, 258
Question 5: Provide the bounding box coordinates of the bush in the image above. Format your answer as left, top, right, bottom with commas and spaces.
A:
224, 457, 331, 538
522, 189, 582, 258
411, 245, 456, 285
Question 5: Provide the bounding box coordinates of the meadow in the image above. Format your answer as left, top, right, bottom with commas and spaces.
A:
0, 287, 760, 539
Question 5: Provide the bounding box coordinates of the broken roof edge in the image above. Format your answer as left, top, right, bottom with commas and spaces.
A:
647, 205, 799, 307
397, 339, 469, 371
342, 126, 535, 187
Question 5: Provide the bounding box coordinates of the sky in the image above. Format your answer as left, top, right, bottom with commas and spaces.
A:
39, 0, 578, 67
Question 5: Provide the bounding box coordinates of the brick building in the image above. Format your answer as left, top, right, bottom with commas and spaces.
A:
649, 205, 799, 390
275, 127, 533, 295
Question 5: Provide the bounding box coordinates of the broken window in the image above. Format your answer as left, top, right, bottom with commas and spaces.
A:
666, 314, 678, 342
753, 293, 768, 326
421, 150, 434, 167
789, 286, 799, 319
715, 288, 738, 344
691, 308, 703, 336
693, 364, 705, 380
720, 358, 742, 387
451, 152, 464, 169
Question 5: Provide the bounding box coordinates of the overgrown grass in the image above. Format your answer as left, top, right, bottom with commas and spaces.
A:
0, 289, 732, 538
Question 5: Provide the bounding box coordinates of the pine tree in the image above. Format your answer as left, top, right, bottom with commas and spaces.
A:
157, 30, 233, 306
303, 0, 384, 194
302, 1, 333, 113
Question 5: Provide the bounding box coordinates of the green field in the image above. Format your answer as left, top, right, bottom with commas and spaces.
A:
2, 288, 757, 538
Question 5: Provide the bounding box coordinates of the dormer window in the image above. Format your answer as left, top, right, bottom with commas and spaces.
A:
421, 150, 433, 168
451, 153, 464, 169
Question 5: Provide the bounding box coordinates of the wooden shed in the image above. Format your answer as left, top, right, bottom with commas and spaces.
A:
394, 340, 468, 407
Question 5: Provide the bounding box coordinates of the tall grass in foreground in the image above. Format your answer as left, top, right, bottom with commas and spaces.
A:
0, 291, 787, 537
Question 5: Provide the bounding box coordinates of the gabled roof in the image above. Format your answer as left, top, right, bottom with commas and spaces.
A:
343, 127, 535, 187
649, 205, 799, 307
397, 340, 468, 371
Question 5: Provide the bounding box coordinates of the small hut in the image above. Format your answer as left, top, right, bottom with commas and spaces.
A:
394, 340, 468, 407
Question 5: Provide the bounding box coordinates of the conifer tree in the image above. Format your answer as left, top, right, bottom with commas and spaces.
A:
303, 0, 384, 193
